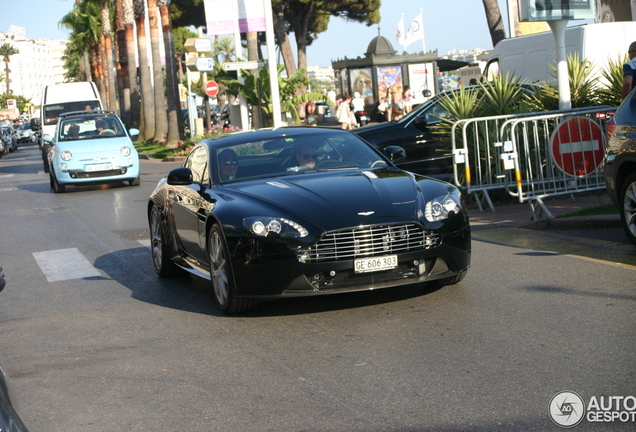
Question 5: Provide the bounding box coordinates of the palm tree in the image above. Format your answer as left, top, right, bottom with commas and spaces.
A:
59, 1, 101, 82
0, 43, 20, 94
148, 0, 168, 143
134, 0, 155, 140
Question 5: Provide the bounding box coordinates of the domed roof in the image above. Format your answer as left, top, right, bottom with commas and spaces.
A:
365, 35, 396, 57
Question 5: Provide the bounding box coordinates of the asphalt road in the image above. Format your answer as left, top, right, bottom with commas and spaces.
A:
0, 142, 634, 431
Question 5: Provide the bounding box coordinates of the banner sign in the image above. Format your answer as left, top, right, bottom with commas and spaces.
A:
204, 0, 266, 35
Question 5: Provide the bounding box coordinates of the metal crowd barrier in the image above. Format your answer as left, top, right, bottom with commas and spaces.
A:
451, 106, 615, 218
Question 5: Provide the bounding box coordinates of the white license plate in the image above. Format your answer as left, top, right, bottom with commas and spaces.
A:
354, 255, 398, 273
85, 163, 112, 172
360, 116, 368, 121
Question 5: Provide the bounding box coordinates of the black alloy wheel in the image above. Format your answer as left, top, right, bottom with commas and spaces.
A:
620, 171, 636, 245
149, 205, 180, 276
208, 224, 255, 314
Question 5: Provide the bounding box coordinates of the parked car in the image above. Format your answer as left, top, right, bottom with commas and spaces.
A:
0, 126, 17, 153
354, 84, 537, 181
16, 123, 35, 144
354, 89, 463, 180
603, 87, 636, 245
44, 111, 140, 193
148, 127, 471, 314
0, 264, 30, 432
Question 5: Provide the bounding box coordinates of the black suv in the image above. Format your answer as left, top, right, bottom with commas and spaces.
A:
603, 87, 636, 245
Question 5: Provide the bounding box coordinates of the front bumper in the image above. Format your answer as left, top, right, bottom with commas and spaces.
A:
53, 161, 139, 184
229, 226, 471, 299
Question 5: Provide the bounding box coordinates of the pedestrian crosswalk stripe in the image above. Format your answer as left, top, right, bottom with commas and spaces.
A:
138, 239, 151, 248
33, 248, 102, 282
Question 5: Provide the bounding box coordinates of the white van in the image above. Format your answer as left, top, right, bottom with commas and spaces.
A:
483, 22, 636, 85
36, 82, 103, 172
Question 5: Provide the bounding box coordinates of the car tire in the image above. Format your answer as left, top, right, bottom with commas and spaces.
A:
208, 224, 256, 314
619, 171, 636, 245
149, 205, 181, 277
129, 176, 140, 186
51, 172, 65, 193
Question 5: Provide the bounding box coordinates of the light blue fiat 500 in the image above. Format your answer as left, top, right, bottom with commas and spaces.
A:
45, 111, 140, 193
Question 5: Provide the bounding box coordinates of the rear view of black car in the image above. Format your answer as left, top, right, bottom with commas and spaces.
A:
603, 87, 636, 245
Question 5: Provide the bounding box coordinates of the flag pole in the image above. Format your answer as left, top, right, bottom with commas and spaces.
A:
419, 9, 426, 54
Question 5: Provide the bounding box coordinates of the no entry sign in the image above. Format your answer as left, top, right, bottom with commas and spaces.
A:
550, 117, 605, 177
204, 80, 219, 97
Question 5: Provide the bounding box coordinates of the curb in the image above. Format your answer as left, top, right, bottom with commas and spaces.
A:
520, 215, 622, 230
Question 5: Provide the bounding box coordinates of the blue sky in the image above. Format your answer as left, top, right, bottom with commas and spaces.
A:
1, 0, 512, 68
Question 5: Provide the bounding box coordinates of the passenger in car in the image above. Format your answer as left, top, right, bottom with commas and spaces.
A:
67, 124, 80, 139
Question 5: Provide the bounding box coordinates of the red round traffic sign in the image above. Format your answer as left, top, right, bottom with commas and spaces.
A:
550, 117, 605, 177
204, 80, 219, 97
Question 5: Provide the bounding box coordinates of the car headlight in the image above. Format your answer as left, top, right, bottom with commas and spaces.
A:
121, 146, 131, 156
424, 193, 462, 222
60, 151, 72, 161
243, 217, 309, 238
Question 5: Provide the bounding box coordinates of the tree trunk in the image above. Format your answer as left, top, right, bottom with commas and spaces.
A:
124, 0, 140, 128
273, 10, 297, 77
159, 0, 181, 147
134, 0, 155, 140
148, 0, 168, 143
482, 0, 506, 47
115, 0, 130, 126
96, 37, 107, 106
247, 31, 262, 129
101, 5, 118, 113
3, 59, 10, 94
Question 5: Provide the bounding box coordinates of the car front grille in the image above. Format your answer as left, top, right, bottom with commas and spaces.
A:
298, 223, 440, 263
69, 168, 127, 179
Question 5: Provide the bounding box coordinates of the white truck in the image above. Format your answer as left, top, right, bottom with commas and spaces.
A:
34, 82, 103, 172
482, 21, 636, 85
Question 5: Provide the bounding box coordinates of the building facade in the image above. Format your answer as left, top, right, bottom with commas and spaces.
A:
1, 25, 67, 109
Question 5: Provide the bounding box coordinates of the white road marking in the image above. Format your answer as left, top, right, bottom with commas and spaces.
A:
33, 248, 102, 282
138, 239, 151, 248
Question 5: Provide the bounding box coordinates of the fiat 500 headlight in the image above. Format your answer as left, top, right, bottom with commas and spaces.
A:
424, 194, 462, 222
243, 217, 308, 238
121, 146, 131, 156
60, 151, 72, 161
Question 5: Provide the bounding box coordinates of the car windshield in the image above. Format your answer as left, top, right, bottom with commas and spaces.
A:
212, 131, 390, 183
18, 123, 30, 131
58, 115, 126, 141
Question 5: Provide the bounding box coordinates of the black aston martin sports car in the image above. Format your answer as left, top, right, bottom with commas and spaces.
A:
148, 127, 471, 314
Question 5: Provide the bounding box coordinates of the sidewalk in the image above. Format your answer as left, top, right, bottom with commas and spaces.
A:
467, 192, 621, 230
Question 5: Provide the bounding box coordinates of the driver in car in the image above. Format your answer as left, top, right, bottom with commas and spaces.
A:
295, 146, 318, 169
95, 119, 106, 134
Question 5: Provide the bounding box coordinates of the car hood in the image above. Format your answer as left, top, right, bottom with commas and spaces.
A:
53, 136, 136, 154
226, 168, 443, 231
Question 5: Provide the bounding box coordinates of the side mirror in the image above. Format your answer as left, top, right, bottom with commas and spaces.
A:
167, 167, 193, 186
385, 146, 406, 163
128, 128, 140, 141
42, 134, 53, 144
413, 116, 427, 131
30, 118, 40, 131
